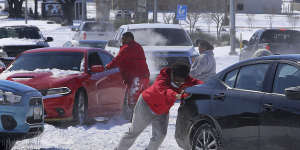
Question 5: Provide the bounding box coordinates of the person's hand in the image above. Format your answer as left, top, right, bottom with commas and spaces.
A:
175, 90, 184, 99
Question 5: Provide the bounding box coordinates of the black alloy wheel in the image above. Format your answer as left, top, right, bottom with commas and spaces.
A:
73, 90, 87, 125
191, 123, 221, 150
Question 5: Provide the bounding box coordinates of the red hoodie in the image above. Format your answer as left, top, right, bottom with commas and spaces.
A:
142, 68, 203, 115
106, 40, 150, 83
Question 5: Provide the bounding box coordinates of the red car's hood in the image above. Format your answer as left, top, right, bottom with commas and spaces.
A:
0, 69, 82, 90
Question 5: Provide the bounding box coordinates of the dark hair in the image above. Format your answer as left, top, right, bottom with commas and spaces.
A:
196, 39, 214, 50
171, 62, 190, 79
122, 32, 134, 40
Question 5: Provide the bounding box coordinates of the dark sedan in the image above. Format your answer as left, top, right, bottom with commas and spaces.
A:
176, 54, 300, 150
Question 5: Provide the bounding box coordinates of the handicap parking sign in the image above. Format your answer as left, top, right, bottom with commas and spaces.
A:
176, 5, 187, 20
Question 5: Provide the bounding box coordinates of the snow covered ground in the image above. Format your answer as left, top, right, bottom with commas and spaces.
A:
0, 8, 298, 150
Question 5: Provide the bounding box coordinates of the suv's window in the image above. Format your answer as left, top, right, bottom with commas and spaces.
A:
82, 22, 113, 32
8, 52, 84, 71
273, 64, 300, 94
260, 30, 300, 43
236, 64, 270, 91
224, 69, 239, 88
249, 31, 258, 45
127, 28, 193, 46
0, 27, 41, 39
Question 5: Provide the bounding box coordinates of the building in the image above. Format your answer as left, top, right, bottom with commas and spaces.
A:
236, 0, 282, 14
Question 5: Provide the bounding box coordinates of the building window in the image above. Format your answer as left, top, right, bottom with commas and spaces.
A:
237, 3, 244, 11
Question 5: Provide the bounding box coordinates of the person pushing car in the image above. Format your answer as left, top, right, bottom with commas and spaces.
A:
115, 63, 203, 150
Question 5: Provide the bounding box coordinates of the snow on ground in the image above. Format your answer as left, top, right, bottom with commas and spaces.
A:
0, 10, 295, 150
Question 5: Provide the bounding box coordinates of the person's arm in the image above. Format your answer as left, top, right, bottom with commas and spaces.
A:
105, 47, 126, 69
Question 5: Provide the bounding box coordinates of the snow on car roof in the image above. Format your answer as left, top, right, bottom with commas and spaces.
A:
124, 23, 183, 29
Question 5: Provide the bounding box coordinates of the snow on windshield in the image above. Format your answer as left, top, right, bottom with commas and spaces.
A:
0, 38, 38, 45
0, 68, 81, 80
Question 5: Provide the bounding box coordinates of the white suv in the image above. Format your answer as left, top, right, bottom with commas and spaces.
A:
105, 23, 199, 79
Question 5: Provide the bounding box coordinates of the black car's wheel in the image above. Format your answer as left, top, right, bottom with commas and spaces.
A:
73, 90, 87, 125
122, 90, 134, 121
191, 123, 222, 150
0, 139, 15, 150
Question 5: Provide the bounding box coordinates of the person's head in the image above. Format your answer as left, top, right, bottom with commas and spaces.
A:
196, 39, 214, 53
122, 32, 134, 45
170, 62, 190, 87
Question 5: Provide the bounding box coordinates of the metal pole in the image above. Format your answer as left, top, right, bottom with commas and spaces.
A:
25, 0, 28, 24
229, 0, 237, 55
153, 0, 157, 23
82, 0, 87, 21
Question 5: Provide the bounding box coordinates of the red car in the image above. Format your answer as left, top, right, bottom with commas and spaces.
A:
0, 47, 126, 124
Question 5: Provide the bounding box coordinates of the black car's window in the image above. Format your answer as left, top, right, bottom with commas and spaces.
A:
0, 27, 41, 39
99, 52, 112, 65
273, 64, 300, 94
127, 28, 193, 46
249, 31, 258, 45
88, 52, 103, 68
236, 64, 269, 91
224, 69, 239, 88
8, 52, 84, 71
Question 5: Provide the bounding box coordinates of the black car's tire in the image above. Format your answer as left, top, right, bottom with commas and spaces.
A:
0, 139, 15, 150
73, 90, 87, 125
122, 91, 134, 121
191, 123, 222, 150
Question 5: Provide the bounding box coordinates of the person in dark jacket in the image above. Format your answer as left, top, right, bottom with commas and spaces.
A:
105, 32, 150, 120
190, 39, 216, 81
115, 63, 203, 150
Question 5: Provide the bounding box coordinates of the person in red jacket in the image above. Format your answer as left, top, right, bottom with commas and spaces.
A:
105, 32, 150, 120
115, 63, 203, 150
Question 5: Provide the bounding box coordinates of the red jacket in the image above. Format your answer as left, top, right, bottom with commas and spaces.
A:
106, 41, 150, 83
142, 68, 203, 115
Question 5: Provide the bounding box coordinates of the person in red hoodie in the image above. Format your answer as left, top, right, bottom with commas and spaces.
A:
105, 32, 150, 120
115, 63, 203, 150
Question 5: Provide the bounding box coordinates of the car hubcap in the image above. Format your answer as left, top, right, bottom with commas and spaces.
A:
195, 128, 218, 150
78, 92, 85, 124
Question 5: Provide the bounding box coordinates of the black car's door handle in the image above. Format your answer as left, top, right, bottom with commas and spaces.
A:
213, 93, 225, 101
263, 103, 273, 111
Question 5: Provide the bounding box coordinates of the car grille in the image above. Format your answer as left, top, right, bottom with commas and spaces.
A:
3, 45, 46, 57
26, 97, 43, 124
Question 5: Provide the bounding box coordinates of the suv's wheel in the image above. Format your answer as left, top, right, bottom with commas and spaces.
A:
191, 123, 222, 150
0, 139, 15, 150
73, 90, 87, 125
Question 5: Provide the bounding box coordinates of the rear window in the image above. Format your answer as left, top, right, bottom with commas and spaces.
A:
8, 52, 84, 71
128, 28, 193, 46
260, 30, 300, 43
0, 27, 41, 39
82, 22, 113, 32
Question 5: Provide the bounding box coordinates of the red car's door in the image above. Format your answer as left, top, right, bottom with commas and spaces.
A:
85, 50, 125, 117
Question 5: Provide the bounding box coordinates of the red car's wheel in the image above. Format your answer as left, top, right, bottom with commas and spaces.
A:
73, 90, 87, 125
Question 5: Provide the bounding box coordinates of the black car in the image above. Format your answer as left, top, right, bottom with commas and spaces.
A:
0, 25, 53, 66
239, 29, 300, 61
176, 54, 300, 150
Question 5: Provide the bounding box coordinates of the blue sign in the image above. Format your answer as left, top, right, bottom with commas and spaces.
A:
176, 5, 187, 20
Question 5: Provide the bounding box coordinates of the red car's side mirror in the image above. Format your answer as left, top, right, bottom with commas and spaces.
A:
91, 65, 105, 73
0, 67, 5, 73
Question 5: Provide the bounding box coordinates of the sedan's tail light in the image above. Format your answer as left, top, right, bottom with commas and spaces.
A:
83, 32, 87, 40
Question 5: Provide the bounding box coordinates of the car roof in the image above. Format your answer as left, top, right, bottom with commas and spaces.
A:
22, 47, 109, 54
79, 40, 107, 43
122, 23, 183, 29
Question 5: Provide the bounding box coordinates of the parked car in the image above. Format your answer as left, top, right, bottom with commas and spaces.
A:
0, 25, 53, 67
239, 29, 300, 60
0, 47, 126, 125
0, 80, 44, 150
63, 40, 107, 49
72, 21, 114, 41
105, 23, 199, 81
175, 54, 300, 150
